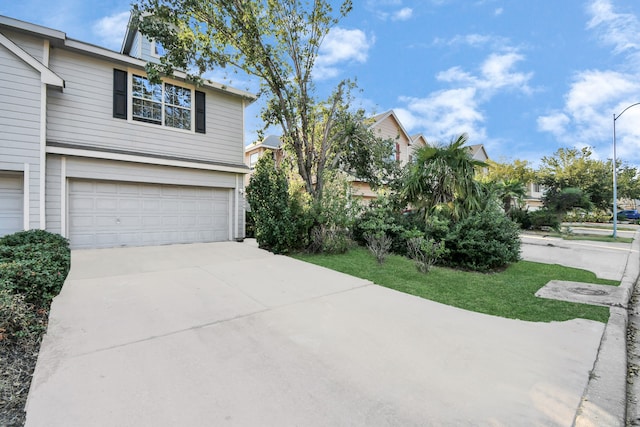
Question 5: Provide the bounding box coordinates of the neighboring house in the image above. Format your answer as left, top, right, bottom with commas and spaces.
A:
243, 110, 491, 203
524, 182, 545, 211
243, 134, 284, 186
0, 15, 256, 248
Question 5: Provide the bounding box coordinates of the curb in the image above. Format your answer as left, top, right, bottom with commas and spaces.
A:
573, 229, 640, 426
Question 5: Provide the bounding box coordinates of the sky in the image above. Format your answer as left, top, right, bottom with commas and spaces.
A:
2, 0, 640, 168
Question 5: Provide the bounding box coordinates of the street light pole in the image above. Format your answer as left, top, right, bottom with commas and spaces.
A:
612, 102, 640, 239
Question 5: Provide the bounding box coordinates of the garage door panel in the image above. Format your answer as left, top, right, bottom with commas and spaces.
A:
69, 179, 230, 249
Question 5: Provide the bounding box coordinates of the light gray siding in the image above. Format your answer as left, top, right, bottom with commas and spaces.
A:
45, 155, 245, 241
1, 29, 44, 62
0, 172, 24, 236
46, 49, 246, 166
0, 37, 42, 230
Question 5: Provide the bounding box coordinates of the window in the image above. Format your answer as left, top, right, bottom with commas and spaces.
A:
250, 152, 259, 168
113, 69, 205, 133
131, 74, 192, 130
151, 40, 165, 58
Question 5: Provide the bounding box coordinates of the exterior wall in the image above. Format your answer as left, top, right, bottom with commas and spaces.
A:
46, 48, 246, 166
45, 154, 245, 239
0, 34, 43, 230
371, 115, 411, 166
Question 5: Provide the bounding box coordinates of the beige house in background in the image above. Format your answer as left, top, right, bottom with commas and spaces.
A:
243, 109, 490, 203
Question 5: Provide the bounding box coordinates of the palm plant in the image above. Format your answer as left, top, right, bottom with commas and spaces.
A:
401, 133, 487, 220
497, 179, 527, 213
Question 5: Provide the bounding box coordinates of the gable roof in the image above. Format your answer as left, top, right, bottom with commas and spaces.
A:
0, 16, 64, 88
245, 135, 282, 153
370, 110, 413, 144
467, 144, 489, 161
411, 134, 428, 147
0, 14, 256, 102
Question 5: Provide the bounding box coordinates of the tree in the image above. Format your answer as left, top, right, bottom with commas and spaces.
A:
245, 154, 297, 253
496, 179, 527, 214
543, 187, 592, 219
484, 159, 536, 185
617, 165, 640, 209
537, 147, 612, 210
132, 0, 378, 202
401, 133, 487, 220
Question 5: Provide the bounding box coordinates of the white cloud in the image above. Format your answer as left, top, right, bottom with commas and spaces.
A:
391, 7, 413, 21
494, 8, 504, 16
432, 33, 509, 50
314, 27, 373, 80
587, 0, 640, 62
92, 11, 130, 50
393, 45, 533, 146
537, 1, 640, 163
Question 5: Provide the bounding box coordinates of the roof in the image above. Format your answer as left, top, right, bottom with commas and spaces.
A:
370, 110, 413, 144
245, 135, 283, 153
467, 144, 489, 161
0, 14, 256, 102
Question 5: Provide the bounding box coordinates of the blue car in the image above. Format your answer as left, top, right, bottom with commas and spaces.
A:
617, 210, 640, 220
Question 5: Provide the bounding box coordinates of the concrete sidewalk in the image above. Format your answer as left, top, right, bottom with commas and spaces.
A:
26, 242, 606, 426
521, 230, 640, 426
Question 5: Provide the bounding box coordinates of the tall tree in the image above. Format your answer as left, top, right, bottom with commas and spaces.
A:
402, 134, 487, 220
483, 159, 536, 185
537, 147, 612, 210
132, 0, 357, 201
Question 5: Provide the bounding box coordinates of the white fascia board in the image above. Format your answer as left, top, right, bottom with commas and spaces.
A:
0, 31, 64, 88
64, 38, 257, 102
46, 146, 251, 175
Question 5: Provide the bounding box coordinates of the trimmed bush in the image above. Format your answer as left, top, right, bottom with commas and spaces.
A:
444, 210, 521, 272
0, 230, 70, 309
529, 208, 560, 231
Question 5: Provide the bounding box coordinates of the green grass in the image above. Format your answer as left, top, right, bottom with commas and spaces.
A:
567, 224, 636, 231
563, 234, 634, 243
292, 247, 617, 323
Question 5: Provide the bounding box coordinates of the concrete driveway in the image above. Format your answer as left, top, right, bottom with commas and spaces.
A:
26, 242, 605, 426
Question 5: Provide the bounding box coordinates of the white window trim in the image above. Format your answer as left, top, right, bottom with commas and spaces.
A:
126, 70, 195, 134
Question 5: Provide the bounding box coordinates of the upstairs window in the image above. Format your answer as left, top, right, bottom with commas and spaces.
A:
113, 69, 206, 133
132, 74, 192, 130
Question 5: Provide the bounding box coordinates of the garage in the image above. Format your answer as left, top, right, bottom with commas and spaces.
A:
68, 179, 230, 249
0, 172, 23, 237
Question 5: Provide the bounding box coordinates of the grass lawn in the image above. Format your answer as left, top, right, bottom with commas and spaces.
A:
567, 223, 636, 231
292, 247, 617, 323
562, 234, 634, 243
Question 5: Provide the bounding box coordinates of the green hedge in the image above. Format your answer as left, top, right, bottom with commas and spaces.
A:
0, 230, 70, 309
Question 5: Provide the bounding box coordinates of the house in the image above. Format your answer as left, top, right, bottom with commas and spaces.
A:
0, 15, 256, 248
243, 110, 491, 203
243, 134, 284, 186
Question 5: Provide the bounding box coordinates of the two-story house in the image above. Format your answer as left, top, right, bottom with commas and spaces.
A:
0, 15, 256, 248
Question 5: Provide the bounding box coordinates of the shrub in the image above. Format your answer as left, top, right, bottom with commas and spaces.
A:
0, 230, 70, 308
246, 155, 298, 254
443, 210, 521, 272
0, 288, 48, 426
406, 236, 446, 273
364, 232, 392, 264
508, 208, 532, 230
354, 194, 415, 255
529, 208, 560, 231
308, 173, 359, 254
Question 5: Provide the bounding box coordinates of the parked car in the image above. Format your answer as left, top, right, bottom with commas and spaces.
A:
617, 210, 640, 220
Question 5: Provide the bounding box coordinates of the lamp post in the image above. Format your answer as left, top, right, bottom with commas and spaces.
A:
612, 102, 640, 239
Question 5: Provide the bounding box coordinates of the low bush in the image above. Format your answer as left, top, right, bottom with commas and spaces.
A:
443, 209, 521, 272
406, 236, 446, 273
508, 208, 532, 229
0, 230, 70, 308
529, 208, 560, 231
364, 232, 392, 264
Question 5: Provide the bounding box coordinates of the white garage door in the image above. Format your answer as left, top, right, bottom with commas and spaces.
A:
0, 172, 23, 237
69, 180, 230, 249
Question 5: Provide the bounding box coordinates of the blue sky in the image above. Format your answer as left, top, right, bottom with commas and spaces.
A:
2, 0, 640, 167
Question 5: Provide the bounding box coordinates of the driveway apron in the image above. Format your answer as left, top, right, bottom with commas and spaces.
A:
26, 242, 604, 426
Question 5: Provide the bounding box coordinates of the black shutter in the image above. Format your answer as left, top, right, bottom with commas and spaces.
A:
113, 69, 127, 119
195, 91, 206, 133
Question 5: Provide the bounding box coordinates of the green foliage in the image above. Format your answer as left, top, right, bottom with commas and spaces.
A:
406, 237, 446, 273
293, 248, 614, 323
308, 172, 360, 254
529, 208, 561, 231
132, 0, 359, 202
563, 209, 611, 223
0, 289, 46, 347
538, 147, 612, 210
0, 230, 70, 309
484, 158, 536, 184
246, 155, 298, 254
443, 210, 521, 272
354, 194, 415, 255
543, 187, 592, 216
401, 133, 486, 221
508, 208, 532, 229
